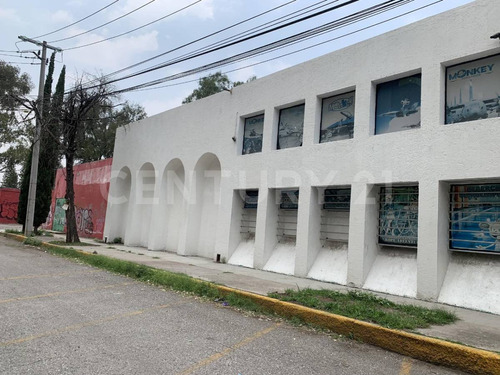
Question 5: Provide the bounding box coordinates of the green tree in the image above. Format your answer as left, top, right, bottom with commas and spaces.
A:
76, 101, 146, 163
182, 72, 256, 104
1, 156, 18, 188
61, 76, 113, 242
0, 60, 33, 171
17, 55, 63, 231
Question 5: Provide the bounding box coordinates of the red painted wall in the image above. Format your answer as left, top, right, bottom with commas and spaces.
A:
0, 188, 20, 224
43, 159, 112, 239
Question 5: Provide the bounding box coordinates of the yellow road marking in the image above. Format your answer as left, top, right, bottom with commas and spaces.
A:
177, 323, 281, 375
0, 301, 186, 347
0, 269, 101, 281
0, 282, 133, 304
400, 358, 413, 375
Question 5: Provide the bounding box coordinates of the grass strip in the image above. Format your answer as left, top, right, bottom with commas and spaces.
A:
268, 288, 457, 330
23, 237, 264, 313
49, 240, 95, 247
23, 237, 456, 330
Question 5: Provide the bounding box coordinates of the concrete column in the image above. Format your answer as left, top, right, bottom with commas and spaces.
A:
214, 180, 237, 261
295, 185, 321, 277
254, 187, 278, 269
302, 94, 320, 147
147, 174, 165, 251
417, 179, 450, 300
123, 193, 139, 246
176, 170, 196, 256
346, 182, 379, 287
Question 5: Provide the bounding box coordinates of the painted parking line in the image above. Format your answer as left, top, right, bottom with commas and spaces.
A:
0, 269, 101, 281
0, 282, 134, 305
400, 358, 413, 375
0, 301, 187, 347
176, 323, 282, 375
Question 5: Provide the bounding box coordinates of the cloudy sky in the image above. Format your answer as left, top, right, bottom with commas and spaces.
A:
0, 0, 473, 116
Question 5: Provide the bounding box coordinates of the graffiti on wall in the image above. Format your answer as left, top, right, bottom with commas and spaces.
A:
52, 199, 97, 235
76, 207, 94, 235
52, 198, 66, 232
0, 201, 18, 221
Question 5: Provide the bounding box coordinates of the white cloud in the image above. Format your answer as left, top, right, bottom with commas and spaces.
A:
110, 0, 215, 26
0, 8, 19, 22
51, 10, 73, 24
66, 30, 159, 71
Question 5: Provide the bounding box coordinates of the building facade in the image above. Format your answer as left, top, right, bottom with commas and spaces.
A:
104, 0, 500, 314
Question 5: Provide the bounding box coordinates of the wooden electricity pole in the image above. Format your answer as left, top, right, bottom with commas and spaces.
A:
18, 36, 62, 236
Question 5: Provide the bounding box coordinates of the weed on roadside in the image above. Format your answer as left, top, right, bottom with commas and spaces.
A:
268, 289, 457, 330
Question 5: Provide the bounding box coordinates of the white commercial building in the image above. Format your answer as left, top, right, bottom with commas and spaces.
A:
104, 0, 500, 314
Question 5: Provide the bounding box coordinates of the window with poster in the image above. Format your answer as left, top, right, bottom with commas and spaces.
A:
378, 186, 419, 247
280, 190, 299, 209
277, 104, 304, 150
445, 54, 500, 125
375, 74, 421, 135
449, 183, 500, 253
320, 91, 355, 143
242, 114, 264, 155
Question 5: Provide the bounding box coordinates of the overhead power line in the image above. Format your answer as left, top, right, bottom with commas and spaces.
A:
109, 0, 409, 94
136, 0, 442, 94
0, 53, 36, 59
1, 61, 41, 65
80, 0, 300, 86
32, 0, 121, 39
101, 0, 333, 82
63, 0, 204, 51
127, 0, 346, 83
49, 0, 156, 43
102, 0, 359, 86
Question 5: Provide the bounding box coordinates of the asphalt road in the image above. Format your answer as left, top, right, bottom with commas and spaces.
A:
0, 237, 465, 375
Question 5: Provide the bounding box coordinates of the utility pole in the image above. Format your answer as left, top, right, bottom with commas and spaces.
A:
18, 36, 62, 236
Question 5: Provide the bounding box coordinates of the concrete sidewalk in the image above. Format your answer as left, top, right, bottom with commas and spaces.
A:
22, 231, 498, 355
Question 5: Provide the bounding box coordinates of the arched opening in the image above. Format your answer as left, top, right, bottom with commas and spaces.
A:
128, 163, 156, 247
187, 153, 221, 258
105, 166, 131, 242
156, 159, 186, 251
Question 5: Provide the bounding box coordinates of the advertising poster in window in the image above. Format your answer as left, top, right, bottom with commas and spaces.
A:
375, 74, 421, 135
242, 114, 264, 154
323, 188, 351, 210
450, 184, 500, 253
280, 190, 299, 209
320, 92, 355, 143
378, 186, 419, 246
446, 54, 500, 124
243, 190, 259, 209
277, 104, 304, 149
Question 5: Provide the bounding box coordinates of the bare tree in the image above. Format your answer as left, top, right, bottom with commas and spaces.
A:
12, 75, 113, 242
61, 77, 112, 243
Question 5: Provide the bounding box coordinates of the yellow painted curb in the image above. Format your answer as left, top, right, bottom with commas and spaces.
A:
4, 232, 500, 375
215, 285, 500, 375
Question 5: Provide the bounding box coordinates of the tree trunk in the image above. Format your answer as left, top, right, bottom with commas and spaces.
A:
65, 140, 80, 243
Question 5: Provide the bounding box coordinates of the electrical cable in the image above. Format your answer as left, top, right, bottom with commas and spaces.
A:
48, 0, 156, 43
100, 0, 360, 86
114, 0, 337, 82
0, 53, 37, 59
110, 0, 407, 93
63, 0, 202, 51
81, 0, 301, 85
135, 0, 441, 93
132, 0, 401, 82
1, 61, 41, 65
32, 0, 121, 39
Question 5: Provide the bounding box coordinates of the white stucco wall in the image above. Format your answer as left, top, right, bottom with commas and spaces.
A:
105, 0, 500, 314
